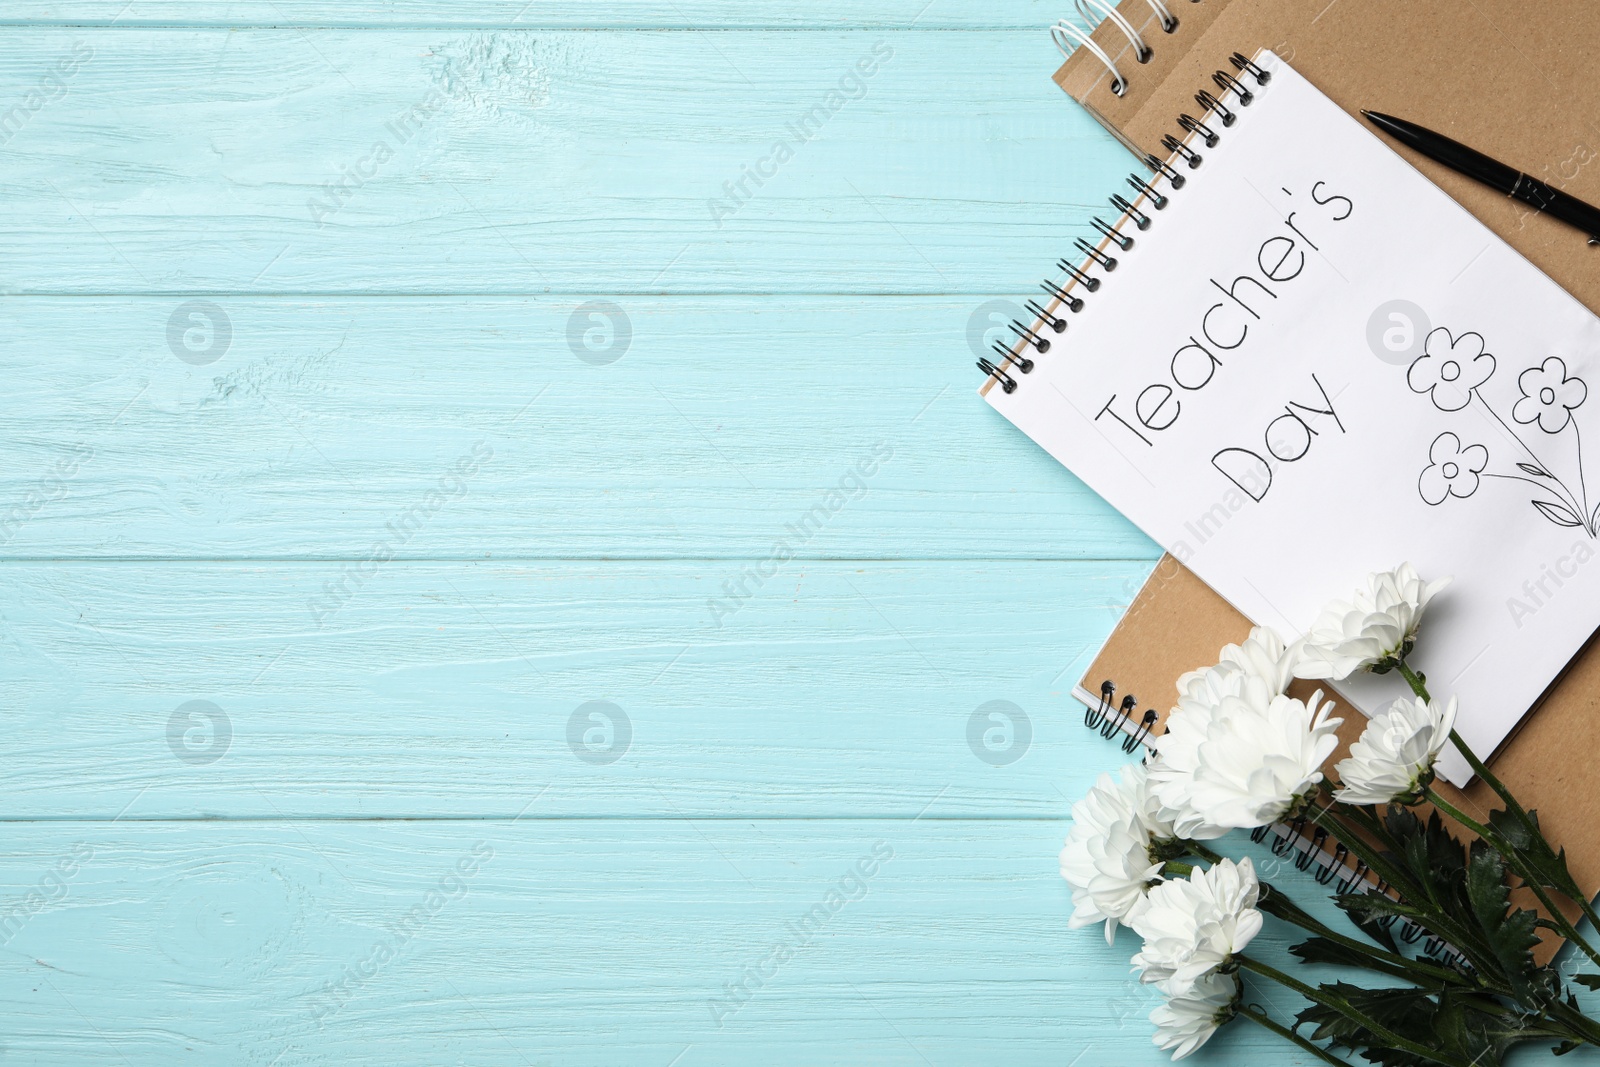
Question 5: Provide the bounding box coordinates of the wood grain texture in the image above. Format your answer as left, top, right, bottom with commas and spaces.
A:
0, 560, 1150, 818
0, 820, 1332, 1066
0, 28, 1131, 294
2, 3, 1060, 28
0, 10, 1396, 1067
0, 296, 1153, 559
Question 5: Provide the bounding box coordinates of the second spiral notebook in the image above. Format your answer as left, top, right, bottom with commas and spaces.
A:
981, 49, 1600, 788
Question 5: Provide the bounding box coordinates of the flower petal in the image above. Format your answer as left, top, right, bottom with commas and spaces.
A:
1419, 463, 1450, 505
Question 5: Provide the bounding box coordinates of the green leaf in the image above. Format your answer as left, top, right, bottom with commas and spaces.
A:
1291, 936, 1404, 975
1294, 982, 1559, 1067
1486, 807, 1583, 898
1362, 912, 1402, 955
1486, 807, 1535, 851
1464, 844, 1542, 1003
1293, 984, 1437, 1066
1571, 973, 1600, 991
1325, 891, 1402, 953
1435, 986, 1571, 1067
1335, 892, 1425, 924
1384, 807, 1469, 911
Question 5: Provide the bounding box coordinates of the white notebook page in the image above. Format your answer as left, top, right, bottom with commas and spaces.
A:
986, 51, 1600, 786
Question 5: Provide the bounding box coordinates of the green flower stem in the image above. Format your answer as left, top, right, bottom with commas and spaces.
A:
1444, 724, 1600, 942
1256, 880, 1472, 988
1304, 799, 1428, 917
1545, 998, 1600, 1049
1398, 660, 1600, 961
1238, 1003, 1354, 1066
1161, 860, 1194, 879
1424, 785, 1600, 972
1305, 787, 1427, 904
1336, 803, 1528, 993
1236, 955, 1473, 1067
1395, 661, 1431, 701
1308, 800, 1511, 989
1187, 840, 1225, 865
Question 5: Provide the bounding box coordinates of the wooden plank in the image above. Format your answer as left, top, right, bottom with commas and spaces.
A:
0, 29, 1133, 294
0, 296, 1154, 559
2, 3, 1059, 28
0, 560, 1156, 818
0, 819, 1301, 1066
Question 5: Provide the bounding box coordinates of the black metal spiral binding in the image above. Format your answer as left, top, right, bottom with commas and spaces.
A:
1091, 215, 1135, 250
1041, 279, 1085, 313
1143, 153, 1187, 188
1425, 940, 1466, 970
1295, 827, 1327, 871
980, 50, 1273, 395
1025, 299, 1068, 333
1336, 859, 1370, 895
1083, 681, 1157, 753
1250, 821, 1470, 967
1313, 841, 1348, 885
1084, 681, 1115, 731
1109, 194, 1151, 230
1251, 816, 1373, 889
1229, 52, 1271, 84
1126, 173, 1168, 210
1212, 69, 1254, 106
1055, 260, 1101, 292
991, 339, 1034, 373
1124, 709, 1157, 753
1194, 90, 1235, 126
1008, 320, 1051, 353
1160, 134, 1203, 169
976, 358, 1018, 393
1271, 817, 1305, 858
1176, 113, 1219, 147
1079, 682, 1483, 968
1074, 238, 1118, 271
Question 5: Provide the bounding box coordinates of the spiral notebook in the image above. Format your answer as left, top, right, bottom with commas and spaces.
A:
984, 47, 1600, 788
1014, 0, 1600, 960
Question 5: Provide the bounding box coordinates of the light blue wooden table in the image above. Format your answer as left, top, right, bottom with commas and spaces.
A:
3, 4, 1585, 1065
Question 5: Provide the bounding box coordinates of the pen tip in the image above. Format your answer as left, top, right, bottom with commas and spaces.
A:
1360, 109, 1372, 117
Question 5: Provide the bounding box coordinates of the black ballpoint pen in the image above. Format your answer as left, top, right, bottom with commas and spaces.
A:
1363, 110, 1600, 246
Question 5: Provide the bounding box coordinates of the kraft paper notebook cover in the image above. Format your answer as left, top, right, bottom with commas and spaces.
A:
1053, 0, 1600, 314
1078, 558, 1600, 964
988, 48, 1600, 789
1039, 0, 1600, 959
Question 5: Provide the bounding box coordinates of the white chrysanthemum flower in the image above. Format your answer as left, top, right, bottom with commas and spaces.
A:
1334, 695, 1458, 806
1151, 971, 1240, 1060
1061, 762, 1175, 942
1150, 664, 1257, 841
1215, 625, 1298, 698
1176, 690, 1342, 832
1151, 628, 1293, 840
1129, 857, 1263, 996
1164, 687, 1350, 838
1293, 564, 1451, 681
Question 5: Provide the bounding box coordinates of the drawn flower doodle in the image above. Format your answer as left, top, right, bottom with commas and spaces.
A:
1513, 356, 1587, 434
1398, 322, 1597, 535
1407, 328, 1495, 412
1418, 432, 1488, 506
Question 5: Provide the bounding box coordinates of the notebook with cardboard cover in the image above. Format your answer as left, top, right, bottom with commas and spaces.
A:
1051, 0, 1600, 960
